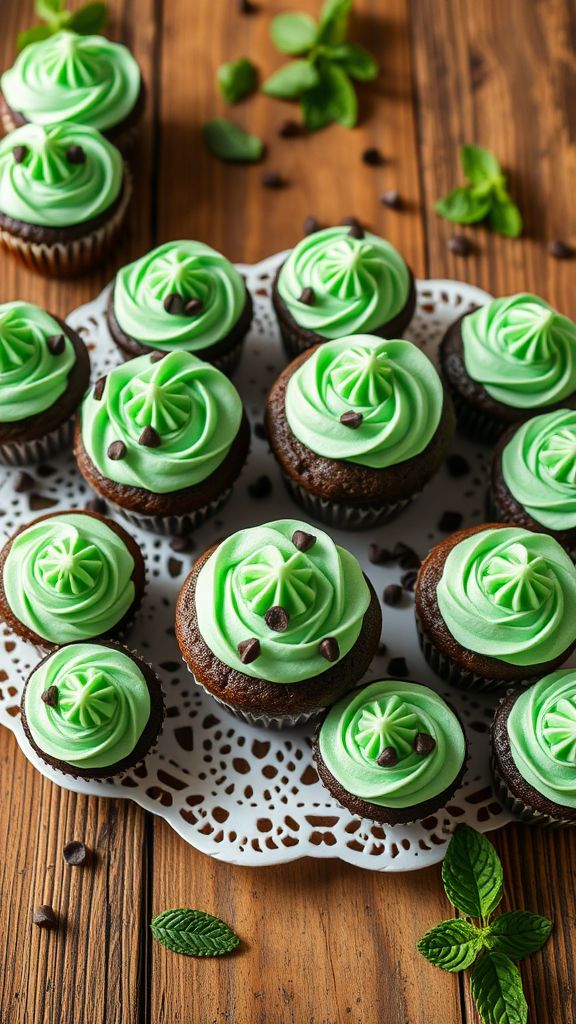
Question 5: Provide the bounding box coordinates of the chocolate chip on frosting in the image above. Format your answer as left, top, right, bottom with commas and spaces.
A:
377, 746, 398, 767
264, 605, 290, 632
299, 286, 315, 306
347, 223, 365, 240
238, 637, 261, 664
414, 732, 436, 756
41, 685, 58, 708
319, 637, 339, 662
139, 425, 161, 448
184, 298, 203, 316
47, 333, 66, 356
292, 529, 316, 552
340, 410, 363, 429
93, 376, 107, 400
66, 145, 86, 164
107, 440, 127, 460
163, 293, 186, 315
12, 145, 27, 164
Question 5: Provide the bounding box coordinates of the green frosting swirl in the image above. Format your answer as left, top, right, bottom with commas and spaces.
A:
24, 643, 150, 769
277, 227, 410, 337
285, 335, 443, 468
112, 241, 246, 351
507, 669, 576, 808
3, 513, 136, 644
436, 526, 576, 667
0, 121, 123, 226
502, 409, 576, 530
1, 31, 141, 132
0, 300, 75, 421
318, 680, 466, 808
462, 293, 576, 408
80, 351, 243, 493
195, 519, 370, 683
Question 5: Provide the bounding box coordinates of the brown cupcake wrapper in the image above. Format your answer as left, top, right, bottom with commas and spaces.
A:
416, 617, 521, 693
104, 486, 232, 536
0, 417, 73, 466
277, 320, 314, 362
449, 388, 508, 445
283, 474, 415, 531
489, 752, 574, 828
183, 661, 322, 730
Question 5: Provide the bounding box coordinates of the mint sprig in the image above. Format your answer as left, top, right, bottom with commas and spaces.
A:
418, 825, 552, 1024
18, 0, 107, 52
436, 145, 523, 238
218, 57, 258, 104
151, 908, 240, 958
203, 119, 264, 162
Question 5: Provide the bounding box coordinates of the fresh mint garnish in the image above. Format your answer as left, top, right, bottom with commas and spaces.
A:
218, 57, 258, 104
17, 0, 107, 51
436, 144, 523, 237
418, 825, 552, 1024
151, 908, 240, 958
203, 118, 264, 162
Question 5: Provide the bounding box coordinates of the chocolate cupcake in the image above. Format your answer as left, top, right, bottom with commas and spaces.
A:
0, 122, 132, 276
415, 523, 576, 692
440, 293, 576, 443
0, 31, 145, 153
489, 409, 576, 557
0, 300, 90, 464
21, 642, 165, 780
74, 350, 250, 534
176, 519, 382, 728
313, 679, 468, 824
106, 240, 253, 375
266, 334, 454, 529
272, 226, 416, 359
0, 509, 145, 651
491, 670, 576, 826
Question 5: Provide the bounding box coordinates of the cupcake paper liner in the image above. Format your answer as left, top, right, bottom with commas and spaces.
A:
283, 474, 414, 531
277, 320, 315, 362
415, 615, 523, 693
489, 752, 573, 828
104, 487, 233, 536
449, 388, 508, 445
0, 417, 74, 466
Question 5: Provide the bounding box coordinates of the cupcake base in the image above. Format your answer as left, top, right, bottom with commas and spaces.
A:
0, 417, 73, 466
283, 474, 415, 531
106, 487, 232, 537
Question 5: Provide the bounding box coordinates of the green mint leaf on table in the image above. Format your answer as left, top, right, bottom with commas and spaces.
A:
436, 143, 522, 236
485, 912, 553, 959
488, 198, 523, 238
435, 186, 491, 224
301, 61, 357, 131
203, 119, 264, 162
151, 908, 240, 958
417, 919, 484, 972
328, 42, 378, 81
218, 58, 258, 104
460, 144, 502, 185
316, 0, 352, 45
262, 59, 320, 99
470, 952, 528, 1024
17, 23, 54, 51
270, 12, 318, 55
442, 824, 503, 920
67, 3, 108, 34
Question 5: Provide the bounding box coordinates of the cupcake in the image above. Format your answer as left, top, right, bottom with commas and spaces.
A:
313, 679, 468, 824
106, 240, 253, 375
0, 121, 131, 276
176, 519, 382, 728
0, 31, 144, 152
265, 334, 454, 529
0, 300, 90, 464
489, 409, 576, 557
272, 226, 416, 359
491, 669, 576, 826
21, 642, 165, 779
415, 523, 576, 692
0, 509, 145, 651
74, 350, 250, 535
440, 293, 576, 443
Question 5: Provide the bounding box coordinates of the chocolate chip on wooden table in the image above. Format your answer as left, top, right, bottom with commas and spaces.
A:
362, 147, 383, 166
264, 605, 290, 632
292, 529, 316, 551
261, 170, 284, 189
548, 239, 573, 259
238, 637, 261, 664
319, 637, 340, 662
380, 189, 403, 210
383, 584, 403, 607
63, 840, 90, 866
33, 905, 57, 929
279, 120, 303, 138
447, 234, 471, 256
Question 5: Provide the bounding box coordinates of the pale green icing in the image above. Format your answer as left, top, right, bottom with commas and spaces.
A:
3, 513, 135, 644
80, 351, 243, 493
502, 409, 576, 530
194, 519, 370, 683
461, 293, 576, 409
285, 335, 443, 468
277, 227, 410, 337
0, 300, 75, 421
318, 680, 466, 808
113, 241, 247, 351
1, 31, 141, 132
0, 121, 122, 226
507, 669, 576, 809
436, 526, 576, 667
24, 643, 150, 769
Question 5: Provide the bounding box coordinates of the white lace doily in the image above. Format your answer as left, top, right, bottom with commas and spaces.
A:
0, 254, 519, 871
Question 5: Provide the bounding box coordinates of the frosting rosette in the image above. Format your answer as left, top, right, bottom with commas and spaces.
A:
502, 409, 576, 530
24, 643, 150, 768
285, 335, 443, 468
194, 519, 371, 683
318, 680, 466, 807
112, 241, 246, 350
80, 351, 243, 492
507, 669, 576, 808
462, 293, 576, 408
0, 121, 123, 226
1, 31, 141, 132
436, 526, 576, 666
277, 227, 411, 337
0, 300, 75, 421
3, 513, 136, 644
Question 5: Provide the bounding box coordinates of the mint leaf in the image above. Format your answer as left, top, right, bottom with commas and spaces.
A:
328, 42, 378, 81
262, 60, 319, 99
436, 186, 491, 224
151, 908, 240, 958
35, 0, 65, 19
488, 198, 523, 238
316, 0, 352, 45
442, 825, 503, 920
17, 23, 54, 50
67, 2, 107, 34
301, 61, 357, 131
485, 912, 553, 959
218, 58, 258, 104
203, 119, 264, 162
461, 144, 501, 185
270, 12, 317, 55
470, 952, 528, 1024
417, 919, 484, 972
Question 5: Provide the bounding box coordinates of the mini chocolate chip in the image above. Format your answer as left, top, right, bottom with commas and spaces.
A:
163, 292, 186, 315
150, 351, 167, 362
33, 905, 57, 929
438, 510, 463, 532
377, 641, 388, 656
261, 170, 284, 189
292, 529, 316, 551
14, 470, 35, 493
414, 732, 436, 756
238, 637, 261, 664
362, 147, 383, 166
13, 145, 28, 164
348, 223, 365, 240
84, 497, 107, 514
447, 234, 471, 256
387, 656, 408, 677
380, 189, 403, 210
340, 410, 363, 429
253, 421, 267, 440
169, 534, 195, 552
66, 145, 86, 164
63, 840, 90, 866
264, 605, 290, 632
93, 376, 107, 401
368, 543, 391, 565
303, 215, 321, 235
107, 440, 126, 461
548, 239, 573, 260
446, 453, 470, 478
168, 557, 182, 578
400, 569, 418, 592
41, 685, 58, 707
299, 286, 315, 306
340, 215, 362, 229
383, 584, 403, 607
279, 119, 302, 138
376, 746, 398, 767
238, 0, 257, 12
47, 333, 65, 356
139, 425, 161, 448
319, 637, 339, 662
248, 474, 272, 499
184, 298, 203, 316
392, 542, 421, 569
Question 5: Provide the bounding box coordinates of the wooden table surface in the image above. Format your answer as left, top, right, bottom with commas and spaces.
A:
1, 1, 575, 1022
